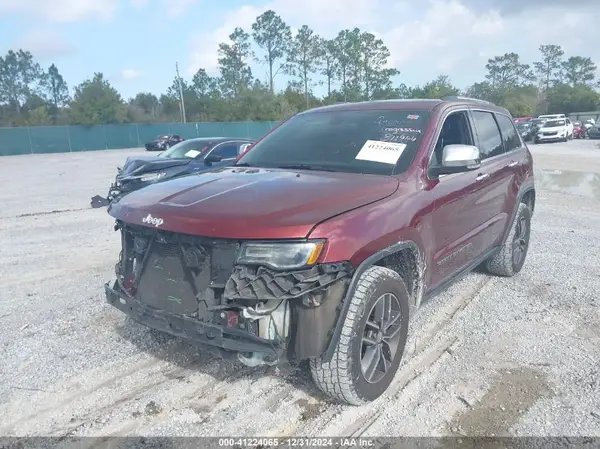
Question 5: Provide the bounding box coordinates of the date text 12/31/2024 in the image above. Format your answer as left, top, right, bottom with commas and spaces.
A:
218, 437, 375, 447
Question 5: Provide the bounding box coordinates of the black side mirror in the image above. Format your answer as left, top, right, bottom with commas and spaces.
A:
204, 154, 223, 164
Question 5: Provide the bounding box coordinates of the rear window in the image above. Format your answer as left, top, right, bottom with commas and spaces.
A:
237, 109, 431, 175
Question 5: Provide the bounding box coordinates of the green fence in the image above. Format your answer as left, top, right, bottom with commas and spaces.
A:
0, 121, 280, 156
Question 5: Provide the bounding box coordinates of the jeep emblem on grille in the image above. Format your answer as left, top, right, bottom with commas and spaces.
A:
142, 213, 164, 227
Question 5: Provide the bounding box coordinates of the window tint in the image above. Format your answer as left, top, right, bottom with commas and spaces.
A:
496, 114, 522, 152
212, 143, 238, 158
237, 109, 431, 175
432, 112, 473, 166
158, 139, 213, 159
472, 111, 503, 158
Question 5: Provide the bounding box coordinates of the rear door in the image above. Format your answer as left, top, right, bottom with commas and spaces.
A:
469, 109, 518, 251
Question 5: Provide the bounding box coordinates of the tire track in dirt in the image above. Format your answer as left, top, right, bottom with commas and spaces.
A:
265, 274, 496, 438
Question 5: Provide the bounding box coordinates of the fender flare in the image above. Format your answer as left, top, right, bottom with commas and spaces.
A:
500, 182, 535, 245
321, 240, 423, 362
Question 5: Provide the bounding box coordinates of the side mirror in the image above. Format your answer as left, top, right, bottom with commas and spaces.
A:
204, 154, 223, 164
438, 144, 481, 175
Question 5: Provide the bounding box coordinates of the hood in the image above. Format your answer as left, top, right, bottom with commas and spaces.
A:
108, 167, 399, 239
540, 125, 566, 132
120, 156, 192, 177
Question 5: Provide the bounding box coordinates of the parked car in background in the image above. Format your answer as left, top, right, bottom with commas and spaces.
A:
104, 97, 535, 405
145, 134, 184, 151
534, 118, 572, 143
517, 122, 534, 142
90, 137, 254, 207
588, 123, 600, 139
514, 116, 533, 125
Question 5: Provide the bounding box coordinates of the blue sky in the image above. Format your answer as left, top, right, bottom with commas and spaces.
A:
1, 0, 599, 100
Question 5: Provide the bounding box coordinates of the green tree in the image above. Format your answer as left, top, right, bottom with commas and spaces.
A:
286, 25, 321, 107
546, 83, 599, 114
40, 63, 70, 122
218, 27, 254, 98
69, 73, 126, 125
562, 56, 597, 86
130, 92, 160, 117
485, 52, 534, 88
318, 38, 338, 98
533, 45, 565, 90
0, 49, 42, 114
27, 106, 52, 125
251, 10, 291, 94
409, 75, 461, 99
359, 31, 396, 100
333, 28, 363, 101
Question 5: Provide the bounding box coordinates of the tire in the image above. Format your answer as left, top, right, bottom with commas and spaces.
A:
310, 266, 410, 405
485, 202, 531, 277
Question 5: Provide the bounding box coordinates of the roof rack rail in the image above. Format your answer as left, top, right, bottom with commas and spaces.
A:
441, 96, 495, 105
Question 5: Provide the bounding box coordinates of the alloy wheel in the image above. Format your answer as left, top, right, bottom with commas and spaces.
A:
512, 215, 528, 265
361, 293, 403, 384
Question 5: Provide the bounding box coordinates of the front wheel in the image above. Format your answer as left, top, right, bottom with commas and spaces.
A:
310, 266, 410, 405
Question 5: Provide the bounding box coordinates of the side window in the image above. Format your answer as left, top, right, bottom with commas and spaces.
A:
211, 143, 238, 159
431, 111, 473, 167
472, 111, 503, 159
495, 114, 522, 153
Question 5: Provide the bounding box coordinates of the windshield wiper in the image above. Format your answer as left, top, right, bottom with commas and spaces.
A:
275, 164, 338, 172
234, 162, 253, 167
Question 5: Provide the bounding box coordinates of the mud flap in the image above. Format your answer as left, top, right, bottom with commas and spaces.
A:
90, 195, 110, 208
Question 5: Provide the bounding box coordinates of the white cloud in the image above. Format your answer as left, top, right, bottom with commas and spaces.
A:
164, 0, 199, 18
121, 69, 143, 80
184, 0, 600, 88
12, 29, 76, 60
0, 0, 117, 21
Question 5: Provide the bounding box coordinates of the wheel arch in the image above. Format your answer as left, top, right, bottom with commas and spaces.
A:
501, 182, 535, 245
321, 240, 426, 362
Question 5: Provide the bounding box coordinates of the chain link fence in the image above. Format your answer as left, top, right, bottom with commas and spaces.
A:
0, 121, 280, 156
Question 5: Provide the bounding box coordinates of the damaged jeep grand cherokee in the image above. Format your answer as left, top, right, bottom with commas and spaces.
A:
105, 97, 535, 405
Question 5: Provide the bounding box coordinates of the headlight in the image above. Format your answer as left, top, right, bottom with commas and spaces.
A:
140, 172, 167, 182
237, 240, 325, 270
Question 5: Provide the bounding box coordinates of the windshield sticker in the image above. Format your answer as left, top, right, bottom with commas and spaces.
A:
383, 133, 418, 143
407, 114, 419, 120
185, 149, 201, 158
383, 127, 421, 134
355, 140, 407, 165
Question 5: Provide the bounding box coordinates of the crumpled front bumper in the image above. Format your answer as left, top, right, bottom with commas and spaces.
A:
105, 282, 279, 357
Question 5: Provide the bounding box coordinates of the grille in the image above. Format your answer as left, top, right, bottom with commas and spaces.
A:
119, 224, 239, 316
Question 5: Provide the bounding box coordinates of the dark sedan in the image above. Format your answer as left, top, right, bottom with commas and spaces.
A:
144, 134, 184, 151
91, 137, 254, 207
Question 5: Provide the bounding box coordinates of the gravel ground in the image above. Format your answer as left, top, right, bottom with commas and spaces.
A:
0, 140, 599, 438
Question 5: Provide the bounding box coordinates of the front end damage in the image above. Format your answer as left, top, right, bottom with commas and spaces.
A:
105, 221, 353, 366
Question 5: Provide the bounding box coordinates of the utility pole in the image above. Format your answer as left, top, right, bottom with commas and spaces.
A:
175, 62, 186, 123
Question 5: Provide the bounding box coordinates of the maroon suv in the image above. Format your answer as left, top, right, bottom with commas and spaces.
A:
105, 97, 535, 405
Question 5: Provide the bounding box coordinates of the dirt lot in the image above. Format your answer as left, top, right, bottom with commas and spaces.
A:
0, 141, 599, 438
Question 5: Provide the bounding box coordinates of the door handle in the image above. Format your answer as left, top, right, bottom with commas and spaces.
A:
507, 160, 518, 167
475, 173, 490, 182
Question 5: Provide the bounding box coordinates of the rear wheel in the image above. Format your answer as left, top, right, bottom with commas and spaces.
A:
485, 202, 531, 277
310, 266, 410, 405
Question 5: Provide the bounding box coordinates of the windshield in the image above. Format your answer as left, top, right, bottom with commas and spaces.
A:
158, 140, 211, 159
236, 109, 430, 175
531, 119, 546, 126
154, 135, 169, 140
517, 124, 529, 131
544, 119, 565, 127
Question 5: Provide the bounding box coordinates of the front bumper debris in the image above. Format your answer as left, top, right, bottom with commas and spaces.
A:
105, 282, 279, 358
